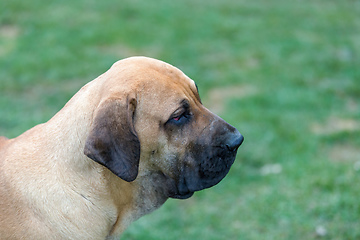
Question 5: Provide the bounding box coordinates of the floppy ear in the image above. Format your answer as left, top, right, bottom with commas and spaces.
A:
84, 97, 140, 182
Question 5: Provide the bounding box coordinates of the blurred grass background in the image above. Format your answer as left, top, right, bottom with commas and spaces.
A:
0, 0, 359, 239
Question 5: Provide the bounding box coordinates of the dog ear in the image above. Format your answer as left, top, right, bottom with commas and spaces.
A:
84, 97, 140, 182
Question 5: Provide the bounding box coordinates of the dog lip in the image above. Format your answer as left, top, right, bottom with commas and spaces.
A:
162, 172, 195, 200
169, 192, 194, 199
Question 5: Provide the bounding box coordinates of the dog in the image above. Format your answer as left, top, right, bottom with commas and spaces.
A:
0, 57, 243, 239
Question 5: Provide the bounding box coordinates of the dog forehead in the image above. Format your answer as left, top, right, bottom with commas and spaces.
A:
115, 56, 194, 84
106, 57, 200, 105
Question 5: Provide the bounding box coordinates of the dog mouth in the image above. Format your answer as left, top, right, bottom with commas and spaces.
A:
166, 128, 243, 200
164, 173, 195, 199
167, 150, 237, 200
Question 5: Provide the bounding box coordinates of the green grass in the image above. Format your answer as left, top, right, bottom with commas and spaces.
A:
1, 0, 359, 239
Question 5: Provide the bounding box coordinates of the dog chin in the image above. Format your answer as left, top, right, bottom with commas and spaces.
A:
169, 192, 194, 200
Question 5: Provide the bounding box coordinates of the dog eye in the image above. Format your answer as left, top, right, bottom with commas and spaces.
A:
166, 99, 192, 126
168, 111, 191, 125
172, 113, 185, 122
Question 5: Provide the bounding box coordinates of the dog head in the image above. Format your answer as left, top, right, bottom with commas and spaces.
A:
84, 57, 243, 199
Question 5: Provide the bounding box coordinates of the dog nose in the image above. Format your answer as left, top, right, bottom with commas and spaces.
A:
225, 132, 244, 152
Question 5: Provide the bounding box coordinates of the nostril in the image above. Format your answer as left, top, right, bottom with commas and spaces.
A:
226, 134, 244, 151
